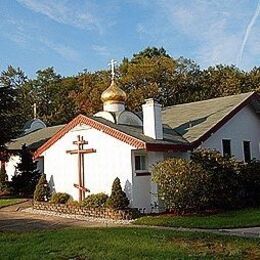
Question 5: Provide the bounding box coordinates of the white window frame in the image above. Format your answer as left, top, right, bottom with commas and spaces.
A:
242, 140, 251, 162
134, 153, 148, 174
221, 139, 231, 157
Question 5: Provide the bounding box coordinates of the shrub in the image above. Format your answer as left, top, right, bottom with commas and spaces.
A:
152, 158, 209, 213
66, 199, 80, 207
82, 193, 108, 208
239, 160, 260, 207
106, 178, 129, 209
50, 192, 71, 204
33, 174, 51, 202
191, 149, 242, 209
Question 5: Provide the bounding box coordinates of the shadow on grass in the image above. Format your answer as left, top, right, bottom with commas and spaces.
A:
0, 216, 70, 232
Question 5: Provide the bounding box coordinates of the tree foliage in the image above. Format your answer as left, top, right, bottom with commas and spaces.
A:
0, 47, 259, 131
0, 164, 7, 191
106, 177, 129, 209
12, 144, 41, 196
0, 66, 26, 147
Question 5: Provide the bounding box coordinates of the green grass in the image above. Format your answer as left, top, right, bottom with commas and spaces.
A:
134, 208, 260, 229
0, 198, 25, 208
0, 227, 260, 259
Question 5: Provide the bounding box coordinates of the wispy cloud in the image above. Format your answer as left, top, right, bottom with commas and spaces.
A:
0, 16, 35, 47
236, 0, 260, 65
17, 0, 102, 32
134, 0, 260, 69
41, 38, 80, 61
92, 45, 110, 56
0, 13, 80, 62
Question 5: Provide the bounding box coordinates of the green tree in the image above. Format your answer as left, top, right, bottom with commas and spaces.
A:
119, 55, 175, 111
197, 65, 244, 100
0, 164, 7, 191
31, 67, 71, 125
241, 67, 260, 93
106, 177, 129, 209
132, 47, 170, 62
33, 174, 51, 202
71, 70, 110, 116
0, 66, 27, 148
12, 144, 41, 196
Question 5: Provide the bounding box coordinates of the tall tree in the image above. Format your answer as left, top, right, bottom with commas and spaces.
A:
0, 66, 27, 148
12, 144, 41, 196
132, 47, 170, 62
71, 70, 110, 116
32, 67, 62, 125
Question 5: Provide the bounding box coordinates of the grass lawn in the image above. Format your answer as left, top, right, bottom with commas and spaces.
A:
134, 208, 260, 229
1, 227, 260, 259
0, 198, 26, 208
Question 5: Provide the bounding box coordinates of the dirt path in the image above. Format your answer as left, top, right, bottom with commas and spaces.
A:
0, 201, 118, 232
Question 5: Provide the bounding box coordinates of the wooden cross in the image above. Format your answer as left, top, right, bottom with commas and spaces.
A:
66, 135, 96, 201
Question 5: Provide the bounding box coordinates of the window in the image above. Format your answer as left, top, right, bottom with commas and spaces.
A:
222, 139, 231, 157
243, 141, 251, 162
135, 155, 146, 171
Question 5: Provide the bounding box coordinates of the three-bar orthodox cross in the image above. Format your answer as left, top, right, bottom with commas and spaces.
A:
66, 135, 96, 202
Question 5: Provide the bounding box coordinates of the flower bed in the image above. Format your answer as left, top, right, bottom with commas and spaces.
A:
33, 201, 140, 220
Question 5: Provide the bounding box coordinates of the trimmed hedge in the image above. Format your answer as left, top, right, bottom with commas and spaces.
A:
81, 193, 108, 208
50, 192, 71, 204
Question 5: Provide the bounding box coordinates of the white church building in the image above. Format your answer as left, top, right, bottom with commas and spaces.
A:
4, 71, 260, 212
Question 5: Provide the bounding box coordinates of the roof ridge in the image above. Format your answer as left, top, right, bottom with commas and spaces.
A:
162, 91, 255, 111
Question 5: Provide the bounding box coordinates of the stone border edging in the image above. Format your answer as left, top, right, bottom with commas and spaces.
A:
33, 201, 140, 220
24, 207, 134, 225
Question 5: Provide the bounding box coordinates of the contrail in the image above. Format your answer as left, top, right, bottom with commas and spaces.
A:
237, 0, 260, 65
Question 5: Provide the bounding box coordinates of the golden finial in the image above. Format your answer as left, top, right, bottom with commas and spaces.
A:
101, 59, 126, 104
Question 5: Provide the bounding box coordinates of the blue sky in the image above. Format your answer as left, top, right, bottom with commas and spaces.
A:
0, 0, 259, 77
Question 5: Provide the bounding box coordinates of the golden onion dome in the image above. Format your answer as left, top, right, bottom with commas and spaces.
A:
101, 80, 127, 104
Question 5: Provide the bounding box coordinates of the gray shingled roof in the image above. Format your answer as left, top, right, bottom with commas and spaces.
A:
8, 92, 257, 153
7, 125, 65, 151
93, 117, 188, 145
161, 92, 255, 143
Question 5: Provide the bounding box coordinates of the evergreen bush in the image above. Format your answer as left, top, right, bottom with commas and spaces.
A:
82, 193, 108, 208
0, 164, 7, 191
50, 192, 71, 204
11, 144, 41, 196
106, 178, 129, 209
33, 174, 51, 202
